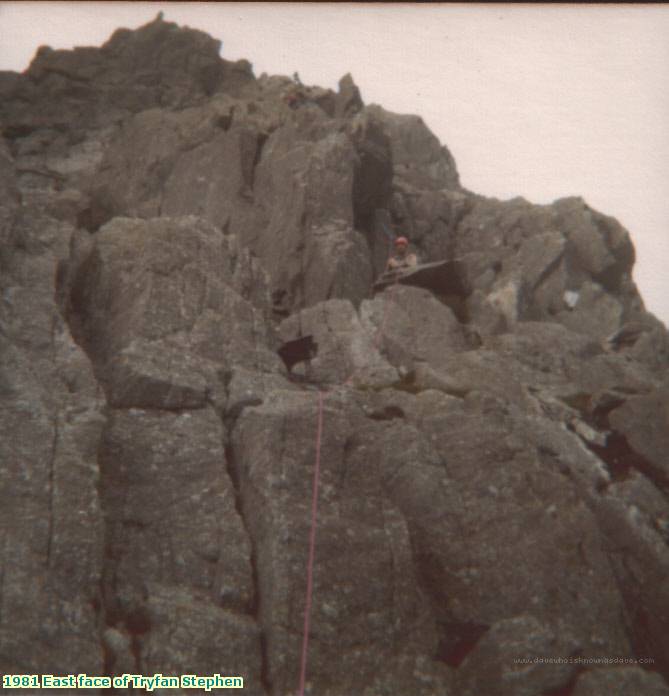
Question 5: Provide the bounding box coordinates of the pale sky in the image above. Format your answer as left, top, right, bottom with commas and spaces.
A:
2, 2, 668, 327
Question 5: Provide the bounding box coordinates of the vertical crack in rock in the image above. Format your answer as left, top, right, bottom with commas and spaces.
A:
45, 311, 60, 572
222, 441, 256, 615
223, 433, 272, 694
97, 475, 150, 682
351, 119, 393, 236
96, 429, 132, 684
0, 534, 6, 627
45, 417, 58, 570
126, 606, 151, 674
62, 227, 135, 683
100, 618, 115, 690
249, 131, 268, 193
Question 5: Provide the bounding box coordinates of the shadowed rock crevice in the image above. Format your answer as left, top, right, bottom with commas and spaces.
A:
434, 621, 490, 668
56, 244, 104, 367
581, 431, 658, 488
97, 426, 146, 681
563, 391, 669, 498
249, 131, 268, 192
223, 441, 272, 694
368, 405, 405, 421
350, 114, 394, 236
125, 606, 152, 664
45, 418, 58, 570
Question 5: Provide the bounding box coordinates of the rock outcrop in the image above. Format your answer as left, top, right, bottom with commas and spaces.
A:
2, 15, 668, 696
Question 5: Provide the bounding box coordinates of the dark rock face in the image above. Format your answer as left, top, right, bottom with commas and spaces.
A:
0, 16, 252, 136
1, 134, 104, 677
99, 407, 263, 689
2, 15, 669, 696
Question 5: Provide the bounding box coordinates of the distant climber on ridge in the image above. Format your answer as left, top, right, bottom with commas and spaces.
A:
386, 236, 418, 272
374, 236, 467, 300
284, 73, 308, 109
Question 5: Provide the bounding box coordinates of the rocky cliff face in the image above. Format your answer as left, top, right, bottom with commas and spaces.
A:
1, 16, 669, 696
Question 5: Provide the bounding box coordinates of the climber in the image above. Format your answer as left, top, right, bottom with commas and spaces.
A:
281, 73, 306, 109
386, 236, 418, 272
284, 88, 305, 110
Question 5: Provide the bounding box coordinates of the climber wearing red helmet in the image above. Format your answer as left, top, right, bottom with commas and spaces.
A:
386, 236, 418, 272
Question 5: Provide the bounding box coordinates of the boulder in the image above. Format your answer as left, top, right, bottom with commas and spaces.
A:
0, 14, 254, 137
360, 285, 468, 372
253, 126, 374, 311
278, 298, 398, 387
63, 215, 282, 410
366, 104, 460, 192
455, 615, 579, 696
608, 380, 669, 494
335, 73, 363, 118
385, 399, 631, 662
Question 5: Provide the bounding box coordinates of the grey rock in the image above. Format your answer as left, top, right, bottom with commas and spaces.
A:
0, 14, 253, 136
455, 615, 579, 696
360, 285, 468, 372
253, 127, 373, 311
63, 215, 282, 409
142, 586, 264, 696
608, 380, 669, 493
2, 15, 669, 695
556, 280, 624, 339
335, 73, 363, 118
406, 192, 651, 348
592, 492, 669, 683
0, 176, 104, 675
102, 626, 135, 677
99, 407, 261, 686
231, 390, 450, 696
278, 298, 398, 387
572, 667, 669, 696
366, 105, 460, 192
389, 401, 631, 661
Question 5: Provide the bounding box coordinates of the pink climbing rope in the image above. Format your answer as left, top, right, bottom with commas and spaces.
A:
297, 238, 399, 694
298, 388, 325, 696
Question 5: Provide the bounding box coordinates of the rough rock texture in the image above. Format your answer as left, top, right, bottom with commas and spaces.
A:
2, 15, 669, 696
1, 137, 104, 676
277, 298, 398, 387
572, 667, 669, 695
231, 390, 451, 696
99, 407, 263, 690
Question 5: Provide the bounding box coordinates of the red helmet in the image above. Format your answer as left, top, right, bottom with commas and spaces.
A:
394, 236, 409, 247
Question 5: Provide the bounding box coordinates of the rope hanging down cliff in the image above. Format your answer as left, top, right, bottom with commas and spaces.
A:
297, 231, 403, 696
